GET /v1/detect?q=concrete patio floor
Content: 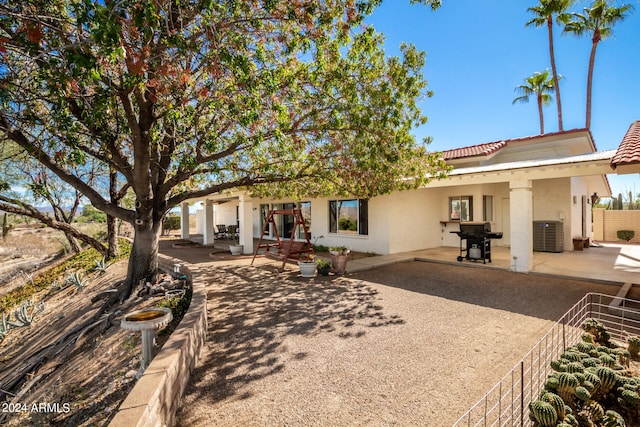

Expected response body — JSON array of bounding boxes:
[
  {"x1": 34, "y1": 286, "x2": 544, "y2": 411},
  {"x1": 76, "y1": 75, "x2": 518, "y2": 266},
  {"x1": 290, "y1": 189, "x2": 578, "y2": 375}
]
[{"x1": 346, "y1": 242, "x2": 640, "y2": 285}]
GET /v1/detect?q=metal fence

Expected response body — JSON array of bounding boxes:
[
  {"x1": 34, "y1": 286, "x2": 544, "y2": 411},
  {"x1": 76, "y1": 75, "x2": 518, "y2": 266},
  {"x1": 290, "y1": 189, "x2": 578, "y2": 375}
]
[{"x1": 452, "y1": 292, "x2": 640, "y2": 427}]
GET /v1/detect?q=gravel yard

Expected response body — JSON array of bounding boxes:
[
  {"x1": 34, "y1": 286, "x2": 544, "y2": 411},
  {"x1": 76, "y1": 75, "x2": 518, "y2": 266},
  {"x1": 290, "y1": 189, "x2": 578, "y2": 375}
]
[{"x1": 176, "y1": 260, "x2": 620, "y2": 426}]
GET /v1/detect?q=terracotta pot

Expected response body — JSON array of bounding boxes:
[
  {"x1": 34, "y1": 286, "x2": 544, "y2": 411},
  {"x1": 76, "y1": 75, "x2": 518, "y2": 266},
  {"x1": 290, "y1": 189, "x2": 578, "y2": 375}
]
[{"x1": 330, "y1": 254, "x2": 348, "y2": 275}]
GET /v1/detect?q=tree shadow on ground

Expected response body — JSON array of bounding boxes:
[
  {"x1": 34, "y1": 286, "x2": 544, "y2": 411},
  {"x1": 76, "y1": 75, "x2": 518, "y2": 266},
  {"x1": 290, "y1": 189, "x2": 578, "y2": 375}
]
[{"x1": 176, "y1": 263, "x2": 404, "y2": 416}]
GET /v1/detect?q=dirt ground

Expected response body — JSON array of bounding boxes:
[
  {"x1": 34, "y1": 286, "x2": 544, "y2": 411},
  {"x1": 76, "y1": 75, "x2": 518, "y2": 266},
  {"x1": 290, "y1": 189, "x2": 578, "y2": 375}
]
[
  {"x1": 0, "y1": 231, "x2": 187, "y2": 426},
  {"x1": 175, "y1": 260, "x2": 622, "y2": 426}
]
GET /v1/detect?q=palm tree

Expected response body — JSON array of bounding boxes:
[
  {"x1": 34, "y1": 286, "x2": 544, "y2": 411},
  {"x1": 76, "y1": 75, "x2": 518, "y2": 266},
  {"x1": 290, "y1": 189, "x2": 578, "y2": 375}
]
[
  {"x1": 526, "y1": 0, "x2": 574, "y2": 132},
  {"x1": 513, "y1": 70, "x2": 556, "y2": 134},
  {"x1": 564, "y1": 0, "x2": 633, "y2": 129}
]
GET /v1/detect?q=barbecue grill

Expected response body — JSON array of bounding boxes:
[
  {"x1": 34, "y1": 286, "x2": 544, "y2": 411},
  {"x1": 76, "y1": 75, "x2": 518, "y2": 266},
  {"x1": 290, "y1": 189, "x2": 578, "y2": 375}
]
[{"x1": 450, "y1": 222, "x2": 503, "y2": 264}]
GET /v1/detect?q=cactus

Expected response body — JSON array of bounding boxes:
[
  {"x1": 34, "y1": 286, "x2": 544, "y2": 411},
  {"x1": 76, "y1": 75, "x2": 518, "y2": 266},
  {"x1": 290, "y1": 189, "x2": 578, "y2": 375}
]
[
  {"x1": 540, "y1": 391, "x2": 566, "y2": 419},
  {"x1": 599, "y1": 353, "x2": 616, "y2": 368},
  {"x1": 618, "y1": 389, "x2": 640, "y2": 407},
  {"x1": 582, "y1": 357, "x2": 600, "y2": 368},
  {"x1": 627, "y1": 336, "x2": 640, "y2": 357},
  {"x1": 602, "y1": 410, "x2": 625, "y2": 427},
  {"x1": 584, "y1": 372, "x2": 601, "y2": 394},
  {"x1": 596, "y1": 367, "x2": 618, "y2": 394},
  {"x1": 575, "y1": 386, "x2": 591, "y2": 401},
  {"x1": 576, "y1": 342, "x2": 596, "y2": 354},
  {"x1": 551, "y1": 359, "x2": 567, "y2": 372},
  {"x1": 558, "y1": 373, "x2": 579, "y2": 403},
  {"x1": 617, "y1": 350, "x2": 631, "y2": 368},
  {"x1": 566, "y1": 362, "x2": 585, "y2": 373},
  {"x1": 581, "y1": 400, "x2": 605, "y2": 422},
  {"x1": 582, "y1": 333, "x2": 595, "y2": 344},
  {"x1": 529, "y1": 399, "x2": 558, "y2": 427},
  {"x1": 562, "y1": 351, "x2": 584, "y2": 362},
  {"x1": 545, "y1": 376, "x2": 559, "y2": 391}
]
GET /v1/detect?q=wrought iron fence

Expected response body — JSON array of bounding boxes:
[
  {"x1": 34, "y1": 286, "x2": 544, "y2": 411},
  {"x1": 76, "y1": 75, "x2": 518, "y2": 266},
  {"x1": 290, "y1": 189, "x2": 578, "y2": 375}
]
[{"x1": 453, "y1": 292, "x2": 640, "y2": 427}]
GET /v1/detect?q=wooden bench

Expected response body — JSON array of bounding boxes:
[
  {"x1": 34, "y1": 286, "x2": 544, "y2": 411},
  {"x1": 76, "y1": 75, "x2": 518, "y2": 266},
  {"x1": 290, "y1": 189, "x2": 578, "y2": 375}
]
[{"x1": 572, "y1": 237, "x2": 590, "y2": 251}]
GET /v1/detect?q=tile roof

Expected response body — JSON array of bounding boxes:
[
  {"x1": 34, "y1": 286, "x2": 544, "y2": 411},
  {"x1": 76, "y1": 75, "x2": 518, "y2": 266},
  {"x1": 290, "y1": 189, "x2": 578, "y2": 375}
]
[
  {"x1": 611, "y1": 121, "x2": 640, "y2": 169},
  {"x1": 440, "y1": 128, "x2": 593, "y2": 161},
  {"x1": 441, "y1": 141, "x2": 507, "y2": 160}
]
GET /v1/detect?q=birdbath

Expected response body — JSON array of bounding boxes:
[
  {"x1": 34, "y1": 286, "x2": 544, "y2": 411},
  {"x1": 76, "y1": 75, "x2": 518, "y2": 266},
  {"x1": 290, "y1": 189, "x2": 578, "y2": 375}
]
[{"x1": 121, "y1": 307, "x2": 173, "y2": 370}]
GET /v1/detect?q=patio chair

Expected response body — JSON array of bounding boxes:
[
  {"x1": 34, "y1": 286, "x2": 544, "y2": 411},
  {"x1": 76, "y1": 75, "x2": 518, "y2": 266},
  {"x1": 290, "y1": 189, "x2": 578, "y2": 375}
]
[{"x1": 215, "y1": 224, "x2": 228, "y2": 239}]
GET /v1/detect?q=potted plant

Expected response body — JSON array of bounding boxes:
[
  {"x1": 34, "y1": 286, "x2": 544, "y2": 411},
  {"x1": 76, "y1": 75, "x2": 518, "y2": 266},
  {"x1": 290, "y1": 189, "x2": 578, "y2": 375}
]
[
  {"x1": 229, "y1": 234, "x2": 243, "y2": 255},
  {"x1": 298, "y1": 252, "x2": 317, "y2": 278},
  {"x1": 316, "y1": 259, "x2": 331, "y2": 276},
  {"x1": 329, "y1": 246, "x2": 350, "y2": 275}
]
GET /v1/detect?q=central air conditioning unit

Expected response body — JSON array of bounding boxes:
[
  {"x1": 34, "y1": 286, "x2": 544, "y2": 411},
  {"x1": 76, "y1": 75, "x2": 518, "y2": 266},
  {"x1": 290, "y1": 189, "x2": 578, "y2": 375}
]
[{"x1": 533, "y1": 221, "x2": 563, "y2": 252}]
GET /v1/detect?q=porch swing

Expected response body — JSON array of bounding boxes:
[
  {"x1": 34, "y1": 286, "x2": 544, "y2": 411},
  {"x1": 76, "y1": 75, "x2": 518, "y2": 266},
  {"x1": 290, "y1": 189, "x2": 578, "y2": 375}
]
[{"x1": 251, "y1": 208, "x2": 314, "y2": 270}]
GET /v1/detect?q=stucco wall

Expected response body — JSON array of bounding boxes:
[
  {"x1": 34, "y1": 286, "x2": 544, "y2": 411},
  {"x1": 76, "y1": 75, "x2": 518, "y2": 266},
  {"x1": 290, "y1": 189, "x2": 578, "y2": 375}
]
[
  {"x1": 593, "y1": 208, "x2": 640, "y2": 243},
  {"x1": 533, "y1": 178, "x2": 571, "y2": 250}
]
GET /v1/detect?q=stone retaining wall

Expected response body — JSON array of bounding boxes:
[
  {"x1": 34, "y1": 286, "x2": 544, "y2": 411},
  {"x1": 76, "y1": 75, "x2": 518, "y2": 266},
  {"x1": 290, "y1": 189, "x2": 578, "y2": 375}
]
[{"x1": 108, "y1": 255, "x2": 207, "y2": 427}]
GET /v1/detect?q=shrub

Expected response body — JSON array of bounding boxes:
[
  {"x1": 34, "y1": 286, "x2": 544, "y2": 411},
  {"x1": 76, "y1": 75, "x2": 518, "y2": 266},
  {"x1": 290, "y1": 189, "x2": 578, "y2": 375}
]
[{"x1": 617, "y1": 230, "x2": 635, "y2": 242}]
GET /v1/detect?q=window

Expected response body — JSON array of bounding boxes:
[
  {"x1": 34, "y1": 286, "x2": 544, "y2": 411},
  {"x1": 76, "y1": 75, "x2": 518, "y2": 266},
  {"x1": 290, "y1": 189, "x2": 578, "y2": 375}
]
[
  {"x1": 329, "y1": 199, "x2": 368, "y2": 235},
  {"x1": 483, "y1": 196, "x2": 493, "y2": 222},
  {"x1": 298, "y1": 201, "x2": 311, "y2": 240},
  {"x1": 449, "y1": 196, "x2": 473, "y2": 221}
]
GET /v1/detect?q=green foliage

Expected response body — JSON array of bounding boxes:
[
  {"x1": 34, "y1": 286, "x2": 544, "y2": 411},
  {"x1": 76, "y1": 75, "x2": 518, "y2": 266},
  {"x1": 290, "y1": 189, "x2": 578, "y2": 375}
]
[
  {"x1": 76, "y1": 205, "x2": 107, "y2": 224},
  {"x1": 616, "y1": 230, "x2": 634, "y2": 242},
  {"x1": 155, "y1": 288, "x2": 192, "y2": 327},
  {"x1": 316, "y1": 259, "x2": 331, "y2": 276},
  {"x1": 163, "y1": 216, "x2": 181, "y2": 234},
  {"x1": 0, "y1": 238, "x2": 130, "y2": 312}
]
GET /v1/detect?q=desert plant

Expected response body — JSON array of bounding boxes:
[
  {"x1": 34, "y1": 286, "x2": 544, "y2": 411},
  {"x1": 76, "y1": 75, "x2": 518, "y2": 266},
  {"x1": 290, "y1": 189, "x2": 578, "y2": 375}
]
[
  {"x1": 64, "y1": 272, "x2": 87, "y2": 292},
  {"x1": 628, "y1": 336, "x2": 640, "y2": 357},
  {"x1": 92, "y1": 258, "x2": 110, "y2": 275},
  {"x1": 529, "y1": 399, "x2": 558, "y2": 426},
  {"x1": 617, "y1": 230, "x2": 634, "y2": 242}
]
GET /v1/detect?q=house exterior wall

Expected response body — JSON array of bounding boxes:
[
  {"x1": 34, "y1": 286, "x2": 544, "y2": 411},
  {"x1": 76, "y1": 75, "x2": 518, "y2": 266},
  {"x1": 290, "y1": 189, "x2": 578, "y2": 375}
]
[
  {"x1": 438, "y1": 183, "x2": 510, "y2": 247},
  {"x1": 533, "y1": 178, "x2": 572, "y2": 250}
]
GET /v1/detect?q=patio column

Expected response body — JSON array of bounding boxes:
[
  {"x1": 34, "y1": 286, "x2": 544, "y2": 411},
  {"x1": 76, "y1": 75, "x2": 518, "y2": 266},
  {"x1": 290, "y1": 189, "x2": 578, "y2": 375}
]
[
  {"x1": 180, "y1": 202, "x2": 190, "y2": 239},
  {"x1": 509, "y1": 180, "x2": 533, "y2": 273},
  {"x1": 203, "y1": 199, "x2": 215, "y2": 246},
  {"x1": 239, "y1": 195, "x2": 253, "y2": 254}
]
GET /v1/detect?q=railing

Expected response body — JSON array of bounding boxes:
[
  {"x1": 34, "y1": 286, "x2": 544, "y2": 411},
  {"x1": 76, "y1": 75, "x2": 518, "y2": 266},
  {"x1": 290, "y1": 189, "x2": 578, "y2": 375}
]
[{"x1": 453, "y1": 293, "x2": 640, "y2": 427}]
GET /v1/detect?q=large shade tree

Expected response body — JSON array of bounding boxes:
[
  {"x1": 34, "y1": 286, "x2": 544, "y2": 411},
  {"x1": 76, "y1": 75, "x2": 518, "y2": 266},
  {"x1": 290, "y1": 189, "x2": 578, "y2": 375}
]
[
  {"x1": 0, "y1": 0, "x2": 448, "y2": 301},
  {"x1": 563, "y1": 0, "x2": 632, "y2": 129},
  {"x1": 525, "y1": 0, "x2": 574, "y2": 132},
  {"x1": 513, "y1": 70, "x2": 556, "y2": 134}
]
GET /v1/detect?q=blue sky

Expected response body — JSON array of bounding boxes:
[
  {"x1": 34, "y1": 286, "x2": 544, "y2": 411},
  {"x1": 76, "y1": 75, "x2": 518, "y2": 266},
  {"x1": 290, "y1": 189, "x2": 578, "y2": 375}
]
[{"x1": 366, "y1": 0, "x2": 640, "y2": 199}]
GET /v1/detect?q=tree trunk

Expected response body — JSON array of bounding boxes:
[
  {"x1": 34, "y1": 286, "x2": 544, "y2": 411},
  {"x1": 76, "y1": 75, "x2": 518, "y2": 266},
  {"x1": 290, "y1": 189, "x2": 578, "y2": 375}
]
[
  {"x1": 547, "y1": 16, "x2": 562, "y2": 131},
  {"x1": 122, "y1": 218, "x2": 161, "y2": 299},
  {"x1": 65, "y1": 232, "x2": 82, "y2": 253},
  {"x1": 537, "y1": 93, "x2": 545, "y2": 134},
  {"x1": 107, "y1": 167, "x2": 119, "y2": 259},
  {"x1": 585, "y1": 34, "x2": 599, "y2": 129},
  {"x1": 107, "y1": 214, "x2": 118, "y2": 259}
]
